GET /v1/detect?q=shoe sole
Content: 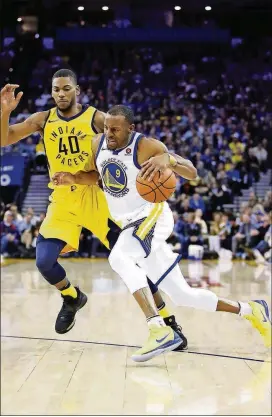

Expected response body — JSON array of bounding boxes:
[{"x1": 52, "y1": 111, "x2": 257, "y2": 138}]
[
  {"x1": 131, "y1": 338, "x2": 182, "y2": 362},
  {"x1": 55, "y1": 294, "x2": 88, "y2": 334},
  {"x1": 173, "y1": 343, "x2": 188, "y2": 352}
]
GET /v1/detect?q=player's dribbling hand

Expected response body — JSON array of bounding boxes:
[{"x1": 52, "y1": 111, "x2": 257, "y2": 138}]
[
  {"x1": 139, "y1": 154, "x2": 170, "y2": 181},
  {"x1": 1, "y1": 84, "x2": 23, "y2": 113},
  {"x1": 52, "y1": 172, "x2": 75, "y2": 185}
]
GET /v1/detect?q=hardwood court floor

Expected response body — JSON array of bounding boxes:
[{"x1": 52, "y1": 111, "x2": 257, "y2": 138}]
[{"x1": 1, "y1": 258, "x2": 271, "y2": 415}]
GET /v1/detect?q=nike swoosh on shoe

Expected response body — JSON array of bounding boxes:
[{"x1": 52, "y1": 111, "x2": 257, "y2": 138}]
[{"x1": 156, "y1": 333, "x2": 170, "y2": 343}]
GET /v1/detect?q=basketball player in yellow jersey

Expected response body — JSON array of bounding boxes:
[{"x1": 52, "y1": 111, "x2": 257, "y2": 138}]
[{"x1": 0, "y1": 72, "x2": 187, "y2": 350}]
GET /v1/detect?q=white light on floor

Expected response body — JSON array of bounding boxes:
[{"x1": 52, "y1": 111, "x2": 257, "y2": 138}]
[
  {"x1": 35, "y1": 33, "x2": 40, "y2": 39},
  {"x1": 174, "y1": 6, "x2": 181, "y2": 11},
  {"x1": 205, "y1": 5, "x2": 212, "y2": 11},
  {"x1": 17, "y1": 17, "x2": 22, "y2": 22},
  {"x1": 78, "y1": 6, "x2": 84, "y2": 11},
  {"x1": 102, "y1": 6, "x2": 109, "y2": 11},
  {"x1": 9, "y1": 68, "x2": 13, "y2": 72}
]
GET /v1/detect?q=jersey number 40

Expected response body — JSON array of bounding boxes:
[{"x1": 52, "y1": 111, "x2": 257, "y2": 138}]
[{"x1": 59, "y1": 136, "x2": 80, "y2": 155}]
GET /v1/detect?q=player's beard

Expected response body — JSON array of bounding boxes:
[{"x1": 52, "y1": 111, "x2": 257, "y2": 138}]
[{"x1": 57, "y1": 98, "x2": 75, "y2": 113}]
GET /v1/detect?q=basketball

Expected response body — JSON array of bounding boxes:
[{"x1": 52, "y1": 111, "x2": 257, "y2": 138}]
[{"x1": 136, "y1": 168, "x2": 177, "y2": 203}]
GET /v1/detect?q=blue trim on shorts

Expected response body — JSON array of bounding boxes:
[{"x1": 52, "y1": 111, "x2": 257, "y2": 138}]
[
  {"x1": 155, "y1": 254, "x2": 182, "y2": 286},
  {"x1": 132, "y1": 230, "x2": 150, "y2": 258},
  {"x1": 133, "y1": 134, "x2": 145, "y2": 169}
]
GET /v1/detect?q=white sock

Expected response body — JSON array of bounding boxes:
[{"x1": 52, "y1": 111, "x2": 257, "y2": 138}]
[
  {"x1": 147, "y1": 315, "x2": 166, "y2": 328},
  {"x1": 239, "y1": 302, "x2": 252, "y2": 316}
]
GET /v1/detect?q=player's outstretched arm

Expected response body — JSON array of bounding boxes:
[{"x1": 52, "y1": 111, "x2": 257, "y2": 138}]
[
  {"x1": 1, "y1": 84, "x2": 46, "y2": 147},
  {"x1": 138, "y1": 137, "x2": 197, "y2": 181}
]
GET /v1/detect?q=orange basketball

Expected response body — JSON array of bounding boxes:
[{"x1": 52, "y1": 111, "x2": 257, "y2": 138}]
[{"x1": 136, "y1": 168, "x2": 177, "y2": 203}]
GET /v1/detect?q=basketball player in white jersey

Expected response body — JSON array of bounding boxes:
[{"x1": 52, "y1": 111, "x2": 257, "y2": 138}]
[{"x1": 54, "y1": 105, "x2": 271, "y2": 362}]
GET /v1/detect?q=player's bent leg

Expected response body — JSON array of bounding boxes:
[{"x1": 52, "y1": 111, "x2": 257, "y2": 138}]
[
  {"x1": 108, "y1": 231, "x2": 182, "y2": 361},
  {"x1": 36, "y1": 234, "x2": 87, "y2": 334},
  {"x1": 141, "y1": 242, "x2": 271, "y2": 347}
]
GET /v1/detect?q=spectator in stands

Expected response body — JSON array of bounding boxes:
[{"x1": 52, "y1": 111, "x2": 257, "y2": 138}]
[
  {"x1": 244, "y1": 213, "x2": 271, "y2": 261},
  {"x1": 219, "y1": 213, "x2": 237, "y2": 252},
  {"x1": 251, "y1": 143, "x2": 268, "y2": 172},
  {"x1": 0, "y1": 211, "x2": 20, "y2": 257},
  {"x1": 247, "y1": 191, "x2": 258, "y2": 209},
  {"x1": 232, "y1": 213, "x2": 252, "y2": 256},
  {"x1": 226, "y1": 163, "x2": 242, "y2": 195},
  {"x1": 18, "y1": 213, "x2": 33, "y2": 234},
  {"x1": 263, "y1": 191, "x2": 272, "y2": 213},
  {"x1": 25, "y1": 207, "x2": 39, "y2": 225},
  {"x1": 35, "y1": 139, "x2": 47, "y2": 171},
  {"x1": 229, "y1": 133, "x2": 245, "y2": 155},
  {"x1": 189, "y1": 193, "x2": 205, "y2": 213},
  {"x1": 210, "y1": 212, "x2": 222, "y2": 235},
  {"x1": 182, "y1": 212, "x2": 203, "y2": 256},
  {"x1": 209, "y1": 179, "x2": 226, "y2": 211},
  {"x1": 18, "y1": 137, "x2": 36, "y2": 159},
  {"x1": 194, "y1": 209, "x2": 208, "y2": 237},
  {"x1": 245, "y1": 148, "x2": 260, "y2": 182},
  {"x1": 7, "y1": 204, "x2": 23, "y2": 226}
]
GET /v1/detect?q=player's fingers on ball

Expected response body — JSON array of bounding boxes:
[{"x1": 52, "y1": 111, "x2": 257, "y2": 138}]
[
  {"x1": 148, "y1": 167, "x2": 159, "y2": 182},
  {"x1": 140, "y1": 163, "x2": 151, "y2": 177},
  {"x1": 143, "y1": 166, "x2": 155, "y2": 181}
]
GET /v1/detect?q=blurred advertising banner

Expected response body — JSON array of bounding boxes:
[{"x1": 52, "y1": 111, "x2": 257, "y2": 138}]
[{"x1": 1, "y1": 154, "x2": 25, "y2": 187}]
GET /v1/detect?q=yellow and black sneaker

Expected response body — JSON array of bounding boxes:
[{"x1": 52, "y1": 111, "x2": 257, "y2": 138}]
[
  {"x1": 55, "y1": 287, "x2": 87, "y2": 334},
  {"x1": 164, "y1": 315, "x2": 188, "y2": 351}
]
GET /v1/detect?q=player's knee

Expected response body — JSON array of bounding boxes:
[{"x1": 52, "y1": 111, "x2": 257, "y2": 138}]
[
  {"x1": 108, "y1": 248, "x2": 123, "y2": 273},
  {"x1": 36, "y1": 250, "x2": 54, "y2": 275},
  {"x1": 36, "y1": 241, "x2": 59, "y2": 274}
]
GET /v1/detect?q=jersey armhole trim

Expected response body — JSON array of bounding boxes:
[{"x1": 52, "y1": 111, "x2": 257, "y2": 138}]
[
  {"x1": 41, "y1": 110, "x2": 51, "y2": 173},
  {"x1": 91, "y1": 109, "x2": 98, "y2": 134},
  {"x1": 95, "y1": 134, "x2": 105, "y2": 162},
  {"x1": 133, "y1": 134, "x2": 145, "y2": 169},
  {"x1": 42, "y1": 109, "x2": 51, "y2": 131}
]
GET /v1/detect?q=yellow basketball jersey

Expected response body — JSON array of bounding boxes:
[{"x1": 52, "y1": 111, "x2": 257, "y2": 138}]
[{"x1": 43, "y1": 105, "x2": 97, "y2": 189}]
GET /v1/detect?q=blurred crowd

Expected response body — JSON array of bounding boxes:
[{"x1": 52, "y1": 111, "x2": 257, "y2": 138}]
[
  {"x1": 1, "y1": 193, "x2": 271, "y2": 263},
  {"x1": 0, "y1": 203, "x2": 110, "y2": 260},
  {"x1": 1, "y1": 40, "x2": 271, "y2": 262}
]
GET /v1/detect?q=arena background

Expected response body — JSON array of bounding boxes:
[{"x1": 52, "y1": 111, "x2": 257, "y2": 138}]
[
  {"x1": 1, "y1": 0, "x2": 271, "y2": 261},
  {"x1": 1, "y1": 1, "x2": 272, "y2": 416}
]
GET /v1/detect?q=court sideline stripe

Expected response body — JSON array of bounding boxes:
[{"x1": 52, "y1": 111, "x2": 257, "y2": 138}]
[{"x1": 1, "y1": 335, "x2": 270, "y2": 363}]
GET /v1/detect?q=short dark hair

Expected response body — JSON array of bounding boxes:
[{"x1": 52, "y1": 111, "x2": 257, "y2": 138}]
[
  {"x1": 107, "y1": 105, "x2": 134, "y2": 124},
  {"x1": 52, "y1": 69, "x2": 77, "y2": 85}
]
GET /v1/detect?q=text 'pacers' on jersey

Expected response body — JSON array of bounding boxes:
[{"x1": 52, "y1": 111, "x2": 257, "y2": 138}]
[{"x1": 43, "y1": 105, "x2": 97, "y2": 190}]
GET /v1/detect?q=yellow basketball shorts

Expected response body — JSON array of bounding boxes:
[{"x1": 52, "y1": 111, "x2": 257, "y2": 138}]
[{"x1": 39, "y1": 185, "x2": 120, "y2": 253}]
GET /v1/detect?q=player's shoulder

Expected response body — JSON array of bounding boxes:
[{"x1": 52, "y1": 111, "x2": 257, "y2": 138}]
[{"x1": 137, "y1": 136, "x2": 164, "y2": 150}]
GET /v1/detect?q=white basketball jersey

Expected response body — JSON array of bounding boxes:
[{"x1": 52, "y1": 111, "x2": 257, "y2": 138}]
[{"x1": 96, "y1": 131, "x2": 157, "y2": 225}]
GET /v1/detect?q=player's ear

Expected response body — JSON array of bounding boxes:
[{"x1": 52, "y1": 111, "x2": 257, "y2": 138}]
[
  {"x1": 129, "y1": 124, "x2": 135, "y2": 133},
  {"x1": 76, "y1": 85, "x2": 80, "y2": 96}
]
